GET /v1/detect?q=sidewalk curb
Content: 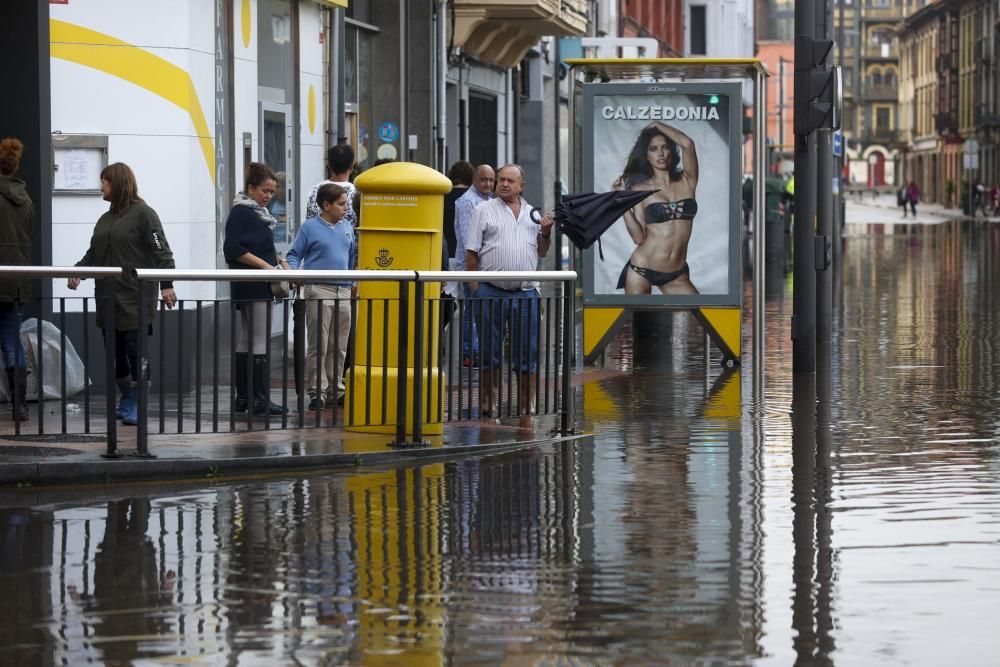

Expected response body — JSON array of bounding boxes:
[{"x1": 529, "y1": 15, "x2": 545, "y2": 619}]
[{"x1": 4, "y1": 433, "x2": 590, "y2": 488}]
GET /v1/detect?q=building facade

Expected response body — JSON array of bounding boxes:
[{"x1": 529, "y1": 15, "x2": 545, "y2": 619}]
[
  {"x1": 897, "y1": 0, "x2": 1000, "y2": 206},
  {"x1": 619, "y1": 0, "x2": 684, "y2": 55},
  {"x1": 43, "y1": 0, "x2": 587, "y2": 309}
]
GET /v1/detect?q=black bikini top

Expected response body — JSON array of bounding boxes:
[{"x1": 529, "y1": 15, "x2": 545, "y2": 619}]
[{"x1": 646, "y1": 198, "x2": 698, "y2": 223}]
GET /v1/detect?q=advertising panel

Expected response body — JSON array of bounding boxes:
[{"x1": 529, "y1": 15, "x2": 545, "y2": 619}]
[{"x1": 582, "y1": 82, "x2": 742, "y2": 307}]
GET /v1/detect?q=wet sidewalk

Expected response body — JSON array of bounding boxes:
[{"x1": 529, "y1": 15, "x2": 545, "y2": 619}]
[
  {"x1": 845, "y1": 195, "x2": 1000, "y2": 224},
  {"x1": 0, "y1": 381, "x2": 593, "y2": 485}
]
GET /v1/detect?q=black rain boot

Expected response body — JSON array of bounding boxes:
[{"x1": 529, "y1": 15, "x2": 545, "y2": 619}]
[
  {"x1": 234, "y1": 352, "x2": 249, "y2": 413},
  {"x1": 5, "y1": 367, "x2": 28, "y2": 422},
  {"x1": 252, "y1": 355, "x2": 286, "y2": 416}
]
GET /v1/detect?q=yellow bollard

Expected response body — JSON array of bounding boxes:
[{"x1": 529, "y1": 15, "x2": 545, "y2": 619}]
[{"x1": 346, "y1": 162, "x2": 451, "y2": 435}]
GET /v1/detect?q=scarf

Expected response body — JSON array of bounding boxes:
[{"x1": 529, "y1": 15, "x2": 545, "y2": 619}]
[{"x1": 233, "y1": 192, "x2": 277, "y2": 230}]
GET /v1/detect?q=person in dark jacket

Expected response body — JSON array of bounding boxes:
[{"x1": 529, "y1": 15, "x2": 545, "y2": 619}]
[
  {"x1": 443, "y1": 160, "x2": 473, "y2": 259},
  {"x1": 69, "y1": 163, "x2": 177, "y2": 425},
  {"x1": 223, "y1": 162, "x2": 288, "y2": 416},
  {"x1": 0, "y1": 138, "x2": 34, "y2": 421}
]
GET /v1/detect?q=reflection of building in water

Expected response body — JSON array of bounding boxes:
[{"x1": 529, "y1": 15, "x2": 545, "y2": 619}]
[
  {"x1": 0, "y1": 507, "x2": 54, "y2": 666},
  {"x1": 441, "y1": 449, "x2": 582, "y2": 661}
]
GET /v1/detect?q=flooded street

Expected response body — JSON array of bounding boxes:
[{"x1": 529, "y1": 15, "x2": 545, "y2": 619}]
[{"x1": 2, "y1": 218, "x2": 1000, "y2": 665}]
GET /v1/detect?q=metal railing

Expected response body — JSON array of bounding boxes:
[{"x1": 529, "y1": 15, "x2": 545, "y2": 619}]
[{"x1": 0, "y1": 266, "x2": 576, "y2": 458}]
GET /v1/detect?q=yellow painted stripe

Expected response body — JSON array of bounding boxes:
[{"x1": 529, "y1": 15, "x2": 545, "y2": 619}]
[
  {"x1": 702, "y1": 369, "x2": 741, "y2": 422},
  {"x1": 313, "y1": 0, "x2": 349, "y2": 7},
  {"x1": 694, "y1": 307, "x2": 742, "y2": 360},
  {"x1": 584, "y1": 307, "x2": 626, "y2": 360},
  {"x1": 565, "y1": 57, "x2": 770, "y2": 78},
  {"x1": 50, "y1": 19, "x2": 215, "y2": 185}
]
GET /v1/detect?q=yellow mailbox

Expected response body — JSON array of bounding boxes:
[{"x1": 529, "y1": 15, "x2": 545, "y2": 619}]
[{"x1": 346, "y1": 162, "x2": 451, "y2": 436}]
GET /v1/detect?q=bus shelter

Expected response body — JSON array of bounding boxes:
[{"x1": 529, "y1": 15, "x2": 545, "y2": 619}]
[{"x1": 564, "y1": 58, "x2": 768, "y2": 397}]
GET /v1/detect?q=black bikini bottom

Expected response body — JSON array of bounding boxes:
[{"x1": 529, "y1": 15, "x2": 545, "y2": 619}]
[{"x1": 617, "y1": 262, "x2": 689, "y2": 289}]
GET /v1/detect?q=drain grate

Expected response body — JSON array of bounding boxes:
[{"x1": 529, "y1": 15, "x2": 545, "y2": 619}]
[
  {"x1": 0, "y1": 444, "x2": 84, "y2": 457},
  {"x1": 1, "y1": 434, "x2": 106, "y2": 444}
]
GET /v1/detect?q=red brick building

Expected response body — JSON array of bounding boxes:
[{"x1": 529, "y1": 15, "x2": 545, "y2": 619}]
[{"x1": 619, "y1": 0, "x2": 684, "y2": 56}]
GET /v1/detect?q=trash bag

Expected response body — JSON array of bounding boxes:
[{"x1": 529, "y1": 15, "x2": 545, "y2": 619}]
[{"x1": 0, "y1": 318, "x2": 90, "y2": 402}]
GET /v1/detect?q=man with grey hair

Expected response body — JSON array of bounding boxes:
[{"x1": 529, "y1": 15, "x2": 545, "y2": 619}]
[
  {"x1": 453, "y1": 164, "x2": 495, "y2": 365},
  {"x1": 465, "y1": 163, "x2": 553, "y2": 416}
]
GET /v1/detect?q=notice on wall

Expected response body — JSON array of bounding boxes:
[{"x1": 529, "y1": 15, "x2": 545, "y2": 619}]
[{"x1": 53, "y1": 147, "x2": 104, "y2": 192}]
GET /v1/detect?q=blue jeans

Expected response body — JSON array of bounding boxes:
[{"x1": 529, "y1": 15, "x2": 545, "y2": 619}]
[
  {"x1": 0, "y1": 303, "x2": 25, "y2": 368},
  {"x1": 461, "y1": 283, "x2": 479, "y2": 357},
  {"x1": 473, "y1": 284, "x2": 539, "y2": 373}
]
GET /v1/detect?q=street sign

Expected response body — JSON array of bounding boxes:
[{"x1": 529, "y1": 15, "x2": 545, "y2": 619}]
[
  {"x1": 833, "y1": 131, "x2": 843, "y2": 157},
  {"x1": 964, "y1": 153, "x2": 979, "y2": 170},
  {"x1": 964, "y1": 138, "x2": 979, "y2": 155}
]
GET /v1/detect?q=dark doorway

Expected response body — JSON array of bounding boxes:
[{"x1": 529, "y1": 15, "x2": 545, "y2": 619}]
[{"x1": 468, "y1": 92, "x2": 498, "y2": 168}]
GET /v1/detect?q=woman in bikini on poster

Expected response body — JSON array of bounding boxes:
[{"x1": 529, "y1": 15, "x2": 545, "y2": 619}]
[{"x1": 613, "y1": 121, "x2": 699, "y2": 295}]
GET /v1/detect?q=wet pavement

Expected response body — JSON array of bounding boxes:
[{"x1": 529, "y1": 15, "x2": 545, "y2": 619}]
[{"x1": 2, "y1": 216, "x2": 1000, "y2": 664}]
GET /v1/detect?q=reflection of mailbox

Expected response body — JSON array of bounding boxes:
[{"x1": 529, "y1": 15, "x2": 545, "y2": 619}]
[{"x1": 346, "y1": 162, "x2": 451, "y2": 435}]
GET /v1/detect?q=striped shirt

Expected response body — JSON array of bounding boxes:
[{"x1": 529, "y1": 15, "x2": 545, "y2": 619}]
[
  {"x1": 466, "y1": 196, "x2": 541, "y2": 291},
  {"x1": 453, "y1": 186, "x2": 493, "y2": 269}
]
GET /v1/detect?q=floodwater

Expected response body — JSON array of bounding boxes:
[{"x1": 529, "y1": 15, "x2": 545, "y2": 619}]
[{"x1": 2, "y1": 220, "x2": 1000, "y2": 665}]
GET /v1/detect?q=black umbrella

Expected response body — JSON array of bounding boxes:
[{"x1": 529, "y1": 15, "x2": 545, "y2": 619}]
[{"x1": 553, "y1": 189, "x2": 657, "y2": 259}]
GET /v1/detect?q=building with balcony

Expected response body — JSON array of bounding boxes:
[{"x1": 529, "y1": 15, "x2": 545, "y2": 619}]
[
  {"x1": 618, "y1": 0, "x2": 684, "y2": 56},
  {"x1": 897, "y1": 1, "x2": 943, "y2": 203}
]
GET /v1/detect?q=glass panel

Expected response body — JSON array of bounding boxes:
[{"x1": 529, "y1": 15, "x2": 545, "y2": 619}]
[
  {"x1": 258, "y1": 0, "x2": 294, "y2": 104},
  {"x1": 345, "y1": 27, "x2": 358, "y2": 105},
  {"x1": 263, "y1": 109, "x2": 290, "y2": 247},
  {"x1": 357, "y1": 30, "x2": 374, "y2": 170}
]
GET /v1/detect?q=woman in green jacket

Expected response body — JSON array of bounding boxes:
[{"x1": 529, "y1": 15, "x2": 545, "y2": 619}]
[
  {"x1": 68, "y1": 163, "x2": 177, "y2": 425},
  {"x1": 0, "y1": 138, "x2": 34, "y2": 421}
]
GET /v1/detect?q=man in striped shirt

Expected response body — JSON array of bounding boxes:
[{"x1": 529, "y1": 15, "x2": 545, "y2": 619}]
[{"x1": 465, "y1": 164, "x2": 554, "y2": 416}]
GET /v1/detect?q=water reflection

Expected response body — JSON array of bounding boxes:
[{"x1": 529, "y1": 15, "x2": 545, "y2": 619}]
[
  {"x1": 2, "y1": 220, "x2": 1000, "y2": 664},
  {"x1": 0, "y1": 373, "x2": 758, "y2": 665}
]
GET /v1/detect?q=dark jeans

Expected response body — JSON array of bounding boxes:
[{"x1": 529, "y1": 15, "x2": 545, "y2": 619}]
[
  {"x1": 103, "y1": 329, "x2": 140, "y2": 382},
  {"x1": 461, "y1": 283, "x2": 480, "y2": 357},
  {"x1": 0, "y1": 302, "x2": 25, "y2": 368}
]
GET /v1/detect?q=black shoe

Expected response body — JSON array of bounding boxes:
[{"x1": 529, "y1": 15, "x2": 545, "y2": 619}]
[
  {"x1": 5, "y1": 368, "x2": 28, "y2": 422},
  {"x1": 308, "y1": 397, "x2": 325, "y2": 410},
  {"x1": 253, "y1": 400, "x2": 287, "y2": 416}
]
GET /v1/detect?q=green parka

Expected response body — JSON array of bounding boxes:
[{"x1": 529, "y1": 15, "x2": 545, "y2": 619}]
[
  {"x1": 76, "y1": 201, "x2": 175, "y2": 331},
  {"x1": 0, "y1": 176, "x2": 34, "y2": 302}
]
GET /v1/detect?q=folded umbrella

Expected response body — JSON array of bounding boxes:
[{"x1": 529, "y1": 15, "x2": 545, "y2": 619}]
[{"x1": 554, "y1": 189, "x2": 657, "y2": 259}]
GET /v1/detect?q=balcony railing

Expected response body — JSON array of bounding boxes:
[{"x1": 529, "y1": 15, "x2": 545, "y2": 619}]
[
  {"x1": 454, "y1": 0, "x2": 587, "y2": 67},
  {"x1": 863, "y1": 84, "x2": 899, "y2": 101},
  {"x1": 862, "y1": 7, "x2": 905, "y2": 21},
  {"x1": 862, "y1": 128, "x2": 899, "y2": 145},
  {"x1": 862, "y1": 44, "x2": 896, "y2": 59}
]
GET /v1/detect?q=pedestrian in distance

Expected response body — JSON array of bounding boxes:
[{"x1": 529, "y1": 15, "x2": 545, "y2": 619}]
[
  {"x1": 68, "y1": 162, "x2": 177, "y2": 425},
  {"x1": 906, "y1": 181, "x2": 920, "y2": 218},
  {"x1": 897, "y1": 184, "x2": 909, "y2": 218},
  {"x1": 286, "y1": 183, "x2": 355, "y2": 410},
  {"x1": 975, "y1": 182, "x2": 988, "y2": 217},
  {"x1": 455, "y1": 164, "x2": 496, "y2": 367},
  {"x1": 0, "y1": 138, "x2": 34, "y2": 421},
  {"x1": 223, "y1": 162, "x2": 288, "y2": 416},
  {"x1": 465, "y1": 164, "x2": 553, "y2": 417}
]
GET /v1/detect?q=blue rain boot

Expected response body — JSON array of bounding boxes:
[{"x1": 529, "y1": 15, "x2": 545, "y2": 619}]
[
  {"x1": 115, "y1": 377, "x2": 132, "y2": 420},
  {"x1": 121, "y1": 382, "x2": 139, "y2": 425}
]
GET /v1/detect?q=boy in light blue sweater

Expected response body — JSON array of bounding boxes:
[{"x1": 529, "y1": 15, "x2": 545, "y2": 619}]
[{"x1": 287, "y1": 183, "x2": 355, "y2": 408}]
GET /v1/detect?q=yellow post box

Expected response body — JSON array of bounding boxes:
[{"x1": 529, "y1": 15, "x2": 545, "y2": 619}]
[{"x1": 346, "y1": 162, "x2": 452, "y2": 436}]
